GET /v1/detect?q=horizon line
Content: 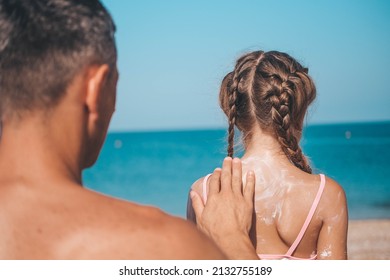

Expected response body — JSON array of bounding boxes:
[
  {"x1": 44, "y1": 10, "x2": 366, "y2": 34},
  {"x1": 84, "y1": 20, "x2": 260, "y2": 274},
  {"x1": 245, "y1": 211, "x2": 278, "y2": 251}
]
[{"x1": 108, "y1": 119, "x2": 390, "y2": 134}]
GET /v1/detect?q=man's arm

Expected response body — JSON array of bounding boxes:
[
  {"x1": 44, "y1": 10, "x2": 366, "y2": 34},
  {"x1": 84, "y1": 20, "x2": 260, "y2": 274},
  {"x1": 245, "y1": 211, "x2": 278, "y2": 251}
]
[{"x1": 190, "y1": 157, "x2": 259, "y2": 260}]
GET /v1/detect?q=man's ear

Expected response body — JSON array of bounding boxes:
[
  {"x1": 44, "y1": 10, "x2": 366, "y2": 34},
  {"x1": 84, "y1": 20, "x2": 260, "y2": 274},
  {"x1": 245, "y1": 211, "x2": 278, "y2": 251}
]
[{"x1": 84, "y1": 64, "x2": 110, "y2": 118}]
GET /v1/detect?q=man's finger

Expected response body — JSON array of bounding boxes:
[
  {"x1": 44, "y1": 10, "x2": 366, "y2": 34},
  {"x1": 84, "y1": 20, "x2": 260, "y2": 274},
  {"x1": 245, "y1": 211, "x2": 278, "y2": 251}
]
[
  {"x1": 208, "y1": 168, "x2": 221, "y2": 196},
  {"x1": 244, "y1": 170, "x2": 255, "y2": 202},
  {"x1": 190, "y1": 190, "x2": 204, "y2": 222},
  {"x1": 221, "y1": 157, "x2": 232, "y2": 192},
  {"x1": 232, "y1": 157, "x2": 243, "y2": 195}
]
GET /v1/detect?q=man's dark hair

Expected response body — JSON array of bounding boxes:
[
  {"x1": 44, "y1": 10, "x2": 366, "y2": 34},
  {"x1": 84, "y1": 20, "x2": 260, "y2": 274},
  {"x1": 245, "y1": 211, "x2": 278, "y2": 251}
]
[{"x1": 0, "y1": 0, "x2": 116, "y2": 120}]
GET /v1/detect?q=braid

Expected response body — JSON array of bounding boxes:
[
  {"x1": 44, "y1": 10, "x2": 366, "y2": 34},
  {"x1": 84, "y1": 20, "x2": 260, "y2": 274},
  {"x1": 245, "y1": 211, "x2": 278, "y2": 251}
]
[
  {"x1": 225, "y1": 51, "x2": 265, "y2": 157},
  {"x1": 227, "y1": 74, "x2": 239, "y2": 157},
  {"x1": 271, "y1": 79, "x2": 312, "y2": 173}
]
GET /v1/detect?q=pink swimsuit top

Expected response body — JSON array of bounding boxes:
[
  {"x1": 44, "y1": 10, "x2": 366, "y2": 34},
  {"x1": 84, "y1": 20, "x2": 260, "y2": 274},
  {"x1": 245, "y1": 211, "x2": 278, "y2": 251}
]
[{"x1": 202, "y1": 173, "x2": 326, "y2": 260}]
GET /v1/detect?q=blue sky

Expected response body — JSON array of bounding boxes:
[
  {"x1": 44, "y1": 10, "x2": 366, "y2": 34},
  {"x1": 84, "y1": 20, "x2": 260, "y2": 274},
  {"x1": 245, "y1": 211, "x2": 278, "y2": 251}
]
[{"x1": 102, "y1": 0, "x2": 390, "y2": 132}]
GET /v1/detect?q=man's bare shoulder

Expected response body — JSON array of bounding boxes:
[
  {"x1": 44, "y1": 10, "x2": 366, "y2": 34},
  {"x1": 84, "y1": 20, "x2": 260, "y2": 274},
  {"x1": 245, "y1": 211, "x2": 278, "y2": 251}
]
[
  {"x1": 62, "y1": 188, "x2": 225, "y2": 259},
  {"x1": 0, "y1": 183, "x2": 224, "y2": 259}
]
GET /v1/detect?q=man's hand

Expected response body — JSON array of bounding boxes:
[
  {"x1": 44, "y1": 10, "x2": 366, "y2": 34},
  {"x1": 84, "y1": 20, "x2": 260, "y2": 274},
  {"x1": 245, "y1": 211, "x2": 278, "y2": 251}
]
[{"x1": 190, "y1": 157, "x2": 258, "y2": 259}]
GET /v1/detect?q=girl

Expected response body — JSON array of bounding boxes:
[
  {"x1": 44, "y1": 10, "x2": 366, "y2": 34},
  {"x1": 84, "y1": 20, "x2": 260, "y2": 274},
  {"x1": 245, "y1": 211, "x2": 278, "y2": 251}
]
[{"x1": 187, "y1": 50, "x2": 348, "y2": 259}]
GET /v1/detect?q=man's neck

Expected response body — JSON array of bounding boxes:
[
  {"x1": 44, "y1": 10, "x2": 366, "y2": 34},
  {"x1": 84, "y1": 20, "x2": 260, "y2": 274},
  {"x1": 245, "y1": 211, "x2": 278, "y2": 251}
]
[{"x1": 0, "y1": 114, "x2": 84, "y2": 187}]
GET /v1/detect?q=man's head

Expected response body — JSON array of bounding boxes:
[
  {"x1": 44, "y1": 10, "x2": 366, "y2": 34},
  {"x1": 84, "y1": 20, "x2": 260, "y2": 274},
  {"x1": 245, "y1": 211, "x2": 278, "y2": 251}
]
[
  {"x1": 0, "y1": 0, "x2": 116, "y2": 120},
  {"x1": 0, "y1": 0, "x2": 117, "y2": 167}
]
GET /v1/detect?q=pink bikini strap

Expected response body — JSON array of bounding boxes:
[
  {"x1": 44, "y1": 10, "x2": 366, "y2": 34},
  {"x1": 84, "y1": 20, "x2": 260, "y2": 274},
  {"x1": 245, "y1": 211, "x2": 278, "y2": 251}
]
[
  {"x1": 202, "y1": 174, "x2": 212, "y2": 204},
  {"x1": 286, "y1": 174, "x2": 326, "y2": 256}
]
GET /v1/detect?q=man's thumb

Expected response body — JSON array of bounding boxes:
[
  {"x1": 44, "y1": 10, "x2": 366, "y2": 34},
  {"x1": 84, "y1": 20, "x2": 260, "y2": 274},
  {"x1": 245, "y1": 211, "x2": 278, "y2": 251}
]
[{"x1": 190, "y1": 190, "x2": 204, "y2": 222}]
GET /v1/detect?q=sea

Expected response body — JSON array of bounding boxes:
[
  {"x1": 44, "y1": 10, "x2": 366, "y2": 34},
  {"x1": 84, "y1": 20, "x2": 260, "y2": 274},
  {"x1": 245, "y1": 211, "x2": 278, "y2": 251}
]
[{"x1": 82, "y1": 121, "x2": 390, "y2": 220}]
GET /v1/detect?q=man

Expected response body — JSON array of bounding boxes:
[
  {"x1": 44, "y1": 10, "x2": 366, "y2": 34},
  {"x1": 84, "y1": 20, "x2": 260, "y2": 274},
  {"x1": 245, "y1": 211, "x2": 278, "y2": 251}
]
[{"x1": 0, "y1": 0, "x2": 257, "y2": 259}]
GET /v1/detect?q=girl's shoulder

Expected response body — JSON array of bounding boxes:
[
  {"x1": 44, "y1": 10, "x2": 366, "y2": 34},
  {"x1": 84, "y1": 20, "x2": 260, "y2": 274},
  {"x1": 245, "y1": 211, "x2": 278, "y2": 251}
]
[
  {"x1": 317, "y1": 174, "x2": 347, "y2": 219},
  {"x1": 187, "y1": 175, "x2": 210, "y2": 222},
  {"x1": 321, "y1": 174, "x2": 346, "y2": 201},
  {"x1": 301, "y1": 172, "x2": 345, "y2": 197},
  {"x1": 190, "y1": 174, "x2": 211, "y2": 200}
]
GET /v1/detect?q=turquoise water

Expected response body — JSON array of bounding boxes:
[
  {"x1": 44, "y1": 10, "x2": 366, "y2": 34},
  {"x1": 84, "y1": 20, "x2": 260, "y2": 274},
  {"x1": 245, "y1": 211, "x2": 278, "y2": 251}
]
[{"x1": 83, "y1": 121, "x2": 390, "y2": 220}]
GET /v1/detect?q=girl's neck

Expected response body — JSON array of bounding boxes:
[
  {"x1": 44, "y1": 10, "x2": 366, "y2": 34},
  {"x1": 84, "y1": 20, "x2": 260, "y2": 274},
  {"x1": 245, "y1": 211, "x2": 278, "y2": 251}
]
[
  {"x1": 241, "y1": 128, "x2": 292, "y2": 169},
  {"x1": 240, "y1": 128, "x2": 300, "y2": 191}
]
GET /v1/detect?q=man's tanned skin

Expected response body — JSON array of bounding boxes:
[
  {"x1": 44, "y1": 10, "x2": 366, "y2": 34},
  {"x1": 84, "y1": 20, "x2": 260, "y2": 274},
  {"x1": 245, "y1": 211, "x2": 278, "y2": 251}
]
[{"x1": 0, "y1": 0, "x2": 257, "y2": 259}]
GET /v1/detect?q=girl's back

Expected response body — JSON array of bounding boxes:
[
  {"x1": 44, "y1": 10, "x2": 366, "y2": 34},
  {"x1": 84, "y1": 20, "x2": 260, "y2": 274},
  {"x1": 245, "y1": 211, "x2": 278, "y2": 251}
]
[
  {"x1": 189, "y1": 157, "x2": 347, "y2": 259},
  {"x1": 241, "y1": 158, "x2": 347, "y2": 259}
]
